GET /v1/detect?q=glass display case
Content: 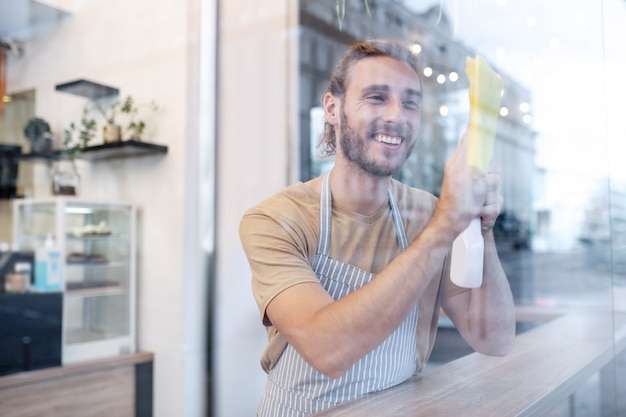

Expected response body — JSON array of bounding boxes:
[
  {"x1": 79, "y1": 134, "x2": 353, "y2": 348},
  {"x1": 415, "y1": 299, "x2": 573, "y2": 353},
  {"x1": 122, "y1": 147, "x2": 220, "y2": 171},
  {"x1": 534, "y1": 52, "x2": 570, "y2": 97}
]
[{"x1": 12, "y1": 198, "x2": 136, "y2": 364}]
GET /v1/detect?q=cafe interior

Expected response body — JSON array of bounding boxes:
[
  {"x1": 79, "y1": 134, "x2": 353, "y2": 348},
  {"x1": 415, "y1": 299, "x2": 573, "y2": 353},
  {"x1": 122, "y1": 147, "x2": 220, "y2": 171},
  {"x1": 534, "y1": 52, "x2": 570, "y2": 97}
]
[{"x1": 1, "y1": 1, "x2": 625, "y2": 416}]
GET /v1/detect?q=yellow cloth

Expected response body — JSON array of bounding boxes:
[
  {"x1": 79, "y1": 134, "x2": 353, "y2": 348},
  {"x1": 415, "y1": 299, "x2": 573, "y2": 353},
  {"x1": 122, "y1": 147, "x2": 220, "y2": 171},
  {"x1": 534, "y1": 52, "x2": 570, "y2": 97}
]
[{"x1": 466, "y1": 55, "x2": 503, "y2": 176}]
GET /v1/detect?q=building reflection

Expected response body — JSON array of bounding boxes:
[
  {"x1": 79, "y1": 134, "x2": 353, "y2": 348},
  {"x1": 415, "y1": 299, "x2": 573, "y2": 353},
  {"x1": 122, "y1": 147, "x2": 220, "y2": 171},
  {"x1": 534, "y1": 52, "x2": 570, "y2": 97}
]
[{"x1": 299, "y1": 0, "x2": 535, "y2": 249}]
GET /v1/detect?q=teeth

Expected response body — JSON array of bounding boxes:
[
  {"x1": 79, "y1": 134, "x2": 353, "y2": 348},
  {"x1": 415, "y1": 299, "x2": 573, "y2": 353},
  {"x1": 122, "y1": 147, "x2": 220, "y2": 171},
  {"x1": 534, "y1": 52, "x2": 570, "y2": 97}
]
[{"x1": 374, "y1": 134, "x2": 402, "y2": 145}]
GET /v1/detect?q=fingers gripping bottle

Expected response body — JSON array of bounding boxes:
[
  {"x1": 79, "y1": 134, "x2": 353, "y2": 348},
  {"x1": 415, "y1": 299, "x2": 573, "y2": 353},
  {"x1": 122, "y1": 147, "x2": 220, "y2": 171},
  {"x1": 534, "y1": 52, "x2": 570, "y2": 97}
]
[{"x1": 450, "y1": 56, "x2": 503, "y2": 288}]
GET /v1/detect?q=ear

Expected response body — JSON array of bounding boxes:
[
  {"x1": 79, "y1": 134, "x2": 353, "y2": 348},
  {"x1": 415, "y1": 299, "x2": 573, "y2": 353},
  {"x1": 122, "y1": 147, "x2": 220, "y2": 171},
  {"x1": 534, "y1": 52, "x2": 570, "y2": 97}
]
[{"x1": 323, "y1": 92, "x2": 339, "y2": 125}]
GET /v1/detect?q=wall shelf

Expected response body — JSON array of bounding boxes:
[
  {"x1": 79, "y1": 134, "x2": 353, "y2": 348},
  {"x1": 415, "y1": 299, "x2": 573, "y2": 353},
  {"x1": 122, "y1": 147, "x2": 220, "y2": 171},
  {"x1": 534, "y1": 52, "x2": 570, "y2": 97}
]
[
  {"x1": 55, "y1": 79, "x2": 119, "y2": 100},
  {"x1": 81, "y1": 140, "x2": 167, "y2": 160},
  {"x1": 16, "y1": 140, "x2": 168, "y2": 162}
]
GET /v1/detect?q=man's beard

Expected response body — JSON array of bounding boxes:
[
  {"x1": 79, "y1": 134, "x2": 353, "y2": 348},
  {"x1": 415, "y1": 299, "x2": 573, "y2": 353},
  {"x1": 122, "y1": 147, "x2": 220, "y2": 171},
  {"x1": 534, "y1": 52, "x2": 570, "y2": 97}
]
[{"x1": 338, "y1": 107, "x2": 414, "y2": 177}]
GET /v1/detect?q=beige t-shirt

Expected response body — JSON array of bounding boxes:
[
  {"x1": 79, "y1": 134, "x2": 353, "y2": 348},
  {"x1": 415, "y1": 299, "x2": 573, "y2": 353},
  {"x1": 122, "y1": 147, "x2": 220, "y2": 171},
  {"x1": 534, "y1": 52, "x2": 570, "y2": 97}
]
[{"x1": 239, "y1": 179, "x2": 467, "y2": 373}]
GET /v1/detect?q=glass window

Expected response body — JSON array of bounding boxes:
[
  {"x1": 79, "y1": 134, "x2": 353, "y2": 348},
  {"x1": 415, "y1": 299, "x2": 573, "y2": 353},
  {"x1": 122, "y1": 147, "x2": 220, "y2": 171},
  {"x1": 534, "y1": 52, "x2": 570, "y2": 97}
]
[
  {"x1": 2, "y1": 0, "x2": 624, "y2": 416},
  {"x1": 295, "y1": 0, "x2": 625, "y2": 414}
]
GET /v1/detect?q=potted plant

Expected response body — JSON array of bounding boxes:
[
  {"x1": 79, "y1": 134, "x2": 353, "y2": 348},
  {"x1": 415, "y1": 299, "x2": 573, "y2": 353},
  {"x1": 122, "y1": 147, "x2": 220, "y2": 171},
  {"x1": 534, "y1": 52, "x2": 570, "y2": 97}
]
[
  {"x1": 23, "y1": 117, "x2": 53, "y2": 153},
  {"x1": 93, "y1": 95, "x2": 158, "y2": 142},
  {"x1": 94, "y1": 96, "x2": 131, "y2": 143},
  {"x1": 63, "y1": 105, "x2": 97, "y2": 159},
  {"x1": 54, "y1": 106, "x2": 97, "y2": 196},
  {"x1": 124, "y1": 97, "x2": 159, "y2": 140}
]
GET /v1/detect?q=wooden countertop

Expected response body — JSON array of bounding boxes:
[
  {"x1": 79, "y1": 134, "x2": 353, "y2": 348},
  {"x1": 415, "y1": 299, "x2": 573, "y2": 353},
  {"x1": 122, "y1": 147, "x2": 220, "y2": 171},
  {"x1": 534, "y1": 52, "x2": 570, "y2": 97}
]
[
  {"x1": 312, "y1": 312, "x2": 626, "y2": 417},
  {"x1": 0, "y1": 351, "x2": 154, "y2": 390}
]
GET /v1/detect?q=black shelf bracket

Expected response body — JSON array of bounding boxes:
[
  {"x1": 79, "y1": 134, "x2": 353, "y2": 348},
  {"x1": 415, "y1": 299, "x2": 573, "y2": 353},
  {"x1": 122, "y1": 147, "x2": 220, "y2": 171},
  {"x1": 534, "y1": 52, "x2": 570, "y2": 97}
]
[
  {"x1": 80, "y1": 140, "x2": 168, "y2": 161},
  {"x1": 55, "y1": 79, "x2": 119, "y2": 100}
]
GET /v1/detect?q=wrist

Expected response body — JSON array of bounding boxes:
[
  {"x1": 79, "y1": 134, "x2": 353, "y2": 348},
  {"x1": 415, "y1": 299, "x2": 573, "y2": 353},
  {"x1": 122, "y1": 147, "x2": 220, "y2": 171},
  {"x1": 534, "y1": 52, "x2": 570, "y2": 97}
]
[
  {"x1": 422, "y1": 216, "x2": 459, "y2": 248},
  {"x1": 481, "y1": 227, "x2": 496, "y2": 243}
]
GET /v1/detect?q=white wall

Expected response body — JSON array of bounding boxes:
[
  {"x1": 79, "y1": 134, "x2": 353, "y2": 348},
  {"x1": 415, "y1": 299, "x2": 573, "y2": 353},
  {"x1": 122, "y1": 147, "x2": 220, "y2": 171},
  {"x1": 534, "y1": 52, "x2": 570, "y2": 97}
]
[
  {"x1": 214, "y1": 0, "x2": 298, "y2": 415},
  {"x1": 5, "y1": 1, "x2": 201, "y2": 415},
  {"x1": 6, "y1": 0, "x2": 297, "y2": 415}
]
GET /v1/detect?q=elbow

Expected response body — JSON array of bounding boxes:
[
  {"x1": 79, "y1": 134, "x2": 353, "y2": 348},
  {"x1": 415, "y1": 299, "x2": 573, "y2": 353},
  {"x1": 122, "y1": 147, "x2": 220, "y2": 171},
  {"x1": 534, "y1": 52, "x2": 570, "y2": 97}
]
[
  {"x1": 471, "y1": 312, "x2": 517, "y2": 357},
  {"x1": 308, "y1": 356, "x2": 352, "y2": 379},
  {"x1": 500, "y1": 333, "x2": 516, "y2": 356},
  {"x1": 474, "y1": 330, "x2": 516, "y2": 357},
  {"x1": 318, "y1": 364, "x2": 350, "y2": 379},
  {"x1": 478, "y1": 341, "x2": 514, "y2": 357},
  {"x1": 299, "y1": 346, "x2": 353, "y2": 379},
  {"x1": 280, "y1": 326, "x2": 355, "y2": 378}
]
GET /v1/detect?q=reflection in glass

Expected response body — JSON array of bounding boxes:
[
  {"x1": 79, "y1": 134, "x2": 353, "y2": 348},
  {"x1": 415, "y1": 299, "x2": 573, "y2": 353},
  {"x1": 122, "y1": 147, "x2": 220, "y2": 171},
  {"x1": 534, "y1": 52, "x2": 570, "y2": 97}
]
[{"x1": 297, "y1": 0, "x2": 625, "y2": 414}]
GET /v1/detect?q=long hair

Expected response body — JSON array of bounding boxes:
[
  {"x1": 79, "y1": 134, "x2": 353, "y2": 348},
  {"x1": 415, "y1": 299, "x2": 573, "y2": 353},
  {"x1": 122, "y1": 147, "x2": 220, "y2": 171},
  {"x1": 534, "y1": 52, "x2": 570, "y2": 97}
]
[{"x1": 317, "y1": 39, "x2": 420, "y2": 157}]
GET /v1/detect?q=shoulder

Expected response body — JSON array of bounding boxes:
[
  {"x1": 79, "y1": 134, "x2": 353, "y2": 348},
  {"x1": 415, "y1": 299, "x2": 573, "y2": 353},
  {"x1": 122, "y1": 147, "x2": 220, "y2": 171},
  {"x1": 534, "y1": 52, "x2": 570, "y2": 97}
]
[
  {"x1": 240, "y1": 182, "x2": 320, "y2": 254},
  {"x1": 241, "y1": 182, "x2": 318, "y2": 225}
]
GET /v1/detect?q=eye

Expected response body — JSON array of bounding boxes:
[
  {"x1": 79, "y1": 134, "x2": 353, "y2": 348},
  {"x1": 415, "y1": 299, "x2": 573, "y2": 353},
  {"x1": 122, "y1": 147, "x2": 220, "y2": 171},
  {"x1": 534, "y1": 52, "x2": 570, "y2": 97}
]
[
  {"x1": 403, "y1": 99, "x2": 421, "y2": 110},
  {"x1": 367, "y1": 94, "x2": 385, "y2": 102}
]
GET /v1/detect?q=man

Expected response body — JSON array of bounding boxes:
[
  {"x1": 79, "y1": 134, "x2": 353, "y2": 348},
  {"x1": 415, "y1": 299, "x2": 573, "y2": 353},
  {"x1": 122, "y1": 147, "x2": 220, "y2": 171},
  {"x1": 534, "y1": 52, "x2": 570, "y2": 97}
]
[{"x1": 240, "y1": 39, "x2": 516, "y2": 417}]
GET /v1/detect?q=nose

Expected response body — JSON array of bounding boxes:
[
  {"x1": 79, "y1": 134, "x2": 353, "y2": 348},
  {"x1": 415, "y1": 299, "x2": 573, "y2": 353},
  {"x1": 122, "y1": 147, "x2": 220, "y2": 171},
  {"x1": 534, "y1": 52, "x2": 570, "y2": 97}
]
[{"x1": 383, "y1": 97, "x2": 407, "y2": 124}]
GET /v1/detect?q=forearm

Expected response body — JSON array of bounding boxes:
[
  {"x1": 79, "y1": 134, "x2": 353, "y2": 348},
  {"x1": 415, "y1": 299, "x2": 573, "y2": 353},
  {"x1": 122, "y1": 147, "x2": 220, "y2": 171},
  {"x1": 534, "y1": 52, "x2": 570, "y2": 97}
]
[
  {"x1": 464, "y1": 231, "x2": 516, "y2": 355},
  {"x1": 276, "y1": 223, "x2": 452, "y2": 377}
]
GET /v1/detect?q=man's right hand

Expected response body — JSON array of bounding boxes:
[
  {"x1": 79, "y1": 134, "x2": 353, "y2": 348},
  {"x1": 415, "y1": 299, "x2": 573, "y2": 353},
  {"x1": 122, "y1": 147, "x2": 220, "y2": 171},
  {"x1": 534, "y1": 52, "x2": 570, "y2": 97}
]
[{"x1": 431, "y1": 127, "x2": 488, "y2": 241}]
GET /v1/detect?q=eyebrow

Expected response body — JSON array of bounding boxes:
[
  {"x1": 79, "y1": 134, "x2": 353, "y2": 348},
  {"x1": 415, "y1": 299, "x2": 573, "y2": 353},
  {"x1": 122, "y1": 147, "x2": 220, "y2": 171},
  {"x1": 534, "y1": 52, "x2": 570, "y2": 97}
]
[
  {"x1": 406, "y1": 88, "x2": 422, "y2": 98},
  {"x1": 362, "y1": 84, "x2": 422, "y2": 98}
]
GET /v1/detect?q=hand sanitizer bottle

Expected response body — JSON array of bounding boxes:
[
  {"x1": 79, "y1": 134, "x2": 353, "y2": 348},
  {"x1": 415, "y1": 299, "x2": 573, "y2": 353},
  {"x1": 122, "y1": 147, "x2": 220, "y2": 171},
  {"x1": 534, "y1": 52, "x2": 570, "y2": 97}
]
[{"x1": 35, "y1": 234, "x2": 63, "y2": 292}]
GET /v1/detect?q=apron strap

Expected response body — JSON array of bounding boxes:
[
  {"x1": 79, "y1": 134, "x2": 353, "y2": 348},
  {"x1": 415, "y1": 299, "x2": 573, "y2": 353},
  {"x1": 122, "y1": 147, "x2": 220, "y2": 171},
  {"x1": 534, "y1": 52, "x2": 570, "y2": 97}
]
[
  {"x1": 316, "y1": 173, "x2": 333, "y2": 256},
  {"x1": 388, "y1": 188, "x2": 408, "y2": 251}
]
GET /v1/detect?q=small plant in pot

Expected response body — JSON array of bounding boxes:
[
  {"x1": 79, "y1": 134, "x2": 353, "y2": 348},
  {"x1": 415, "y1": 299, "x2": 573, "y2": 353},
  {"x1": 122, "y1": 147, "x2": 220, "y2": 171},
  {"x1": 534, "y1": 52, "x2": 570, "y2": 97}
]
[
  {"x1": 54, "y1": 106, "x2": 97, "y2": 196},
  {"x1": 125, "y1": 98, "x2": 159, "y2": 140},
  {"x1": 23, "y1": 117, "x2": 53, "y2": 153},
  {"x1": 64, "y1": 105, "x2": 97, "y2": 160},
  {"x1": 94, "y1": 96, "x2": 130, "y2": 143},
  {"x1": 93, "y1": 95, "x2": 158, "y2": 142}
]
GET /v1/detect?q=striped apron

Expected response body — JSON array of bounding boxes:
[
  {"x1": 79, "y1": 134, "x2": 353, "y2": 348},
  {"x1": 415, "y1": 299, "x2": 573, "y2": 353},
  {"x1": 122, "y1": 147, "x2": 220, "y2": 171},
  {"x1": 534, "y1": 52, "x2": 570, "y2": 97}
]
[{"x1": 257, "y1": 173, "x2": 419, "y2": 416}]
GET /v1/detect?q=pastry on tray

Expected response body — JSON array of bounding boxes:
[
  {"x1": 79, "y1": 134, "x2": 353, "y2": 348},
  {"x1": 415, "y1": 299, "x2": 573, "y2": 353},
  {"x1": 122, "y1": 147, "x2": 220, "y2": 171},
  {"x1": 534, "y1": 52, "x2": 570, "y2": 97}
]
[{"x1": 67, "y1": 252, "x2": 109, "y2": 263}]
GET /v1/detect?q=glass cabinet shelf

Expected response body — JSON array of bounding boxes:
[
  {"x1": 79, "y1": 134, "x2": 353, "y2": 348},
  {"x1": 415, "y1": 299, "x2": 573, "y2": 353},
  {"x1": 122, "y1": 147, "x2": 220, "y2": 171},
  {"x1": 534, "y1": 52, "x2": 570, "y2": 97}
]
[
  {"x1": 12, "y1": 198, "x2": 137, "y2": 364},
  {"x1": 66, "y1": 286, "x2": 125, "y2": 297}
]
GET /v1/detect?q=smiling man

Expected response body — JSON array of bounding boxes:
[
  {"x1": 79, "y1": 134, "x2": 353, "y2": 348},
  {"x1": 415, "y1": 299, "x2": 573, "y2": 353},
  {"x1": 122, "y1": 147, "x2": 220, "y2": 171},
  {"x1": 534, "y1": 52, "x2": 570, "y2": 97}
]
[{"x1": 240, "y1": 39, "x2": 516, "y2": 417}]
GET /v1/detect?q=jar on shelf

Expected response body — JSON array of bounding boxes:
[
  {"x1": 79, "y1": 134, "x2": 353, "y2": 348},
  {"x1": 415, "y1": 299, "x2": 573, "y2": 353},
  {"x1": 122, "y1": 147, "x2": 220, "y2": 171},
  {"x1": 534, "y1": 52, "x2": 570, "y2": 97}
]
[
  {"x1": 51, "y1": 159, "x2": 80, "y2": 196},
  {"x1": 103, "y1": 123, "x2": 122, "y2": 143}
]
